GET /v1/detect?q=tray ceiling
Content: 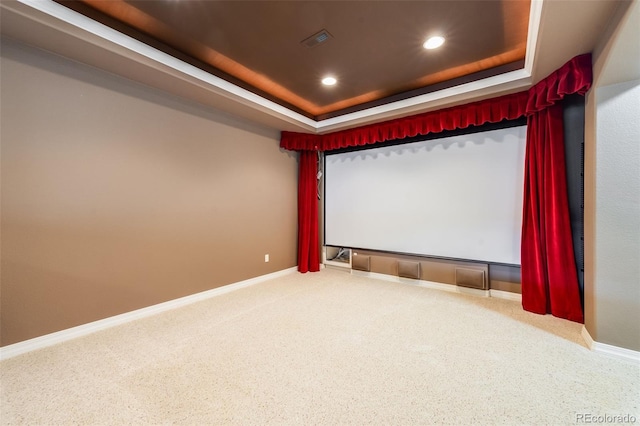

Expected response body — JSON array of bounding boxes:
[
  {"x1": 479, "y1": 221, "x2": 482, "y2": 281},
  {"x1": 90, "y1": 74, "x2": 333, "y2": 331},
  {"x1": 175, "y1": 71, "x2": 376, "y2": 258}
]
[{"x1": 57, "y1": 0, "x2": 530, "y2": 120}]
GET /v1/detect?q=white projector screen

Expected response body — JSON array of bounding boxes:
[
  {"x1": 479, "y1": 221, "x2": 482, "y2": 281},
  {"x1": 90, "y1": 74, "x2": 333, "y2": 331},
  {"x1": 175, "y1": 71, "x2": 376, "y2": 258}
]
[{"x1": 324, "y1": 125, "x2": 527, "y2": 265}]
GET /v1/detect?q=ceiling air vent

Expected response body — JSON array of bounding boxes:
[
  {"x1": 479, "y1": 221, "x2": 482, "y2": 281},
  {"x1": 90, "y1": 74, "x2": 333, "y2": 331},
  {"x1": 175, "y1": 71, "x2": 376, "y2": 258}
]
[{"x1": 301, "y1": 29, "x2": 333, "y2": 48}]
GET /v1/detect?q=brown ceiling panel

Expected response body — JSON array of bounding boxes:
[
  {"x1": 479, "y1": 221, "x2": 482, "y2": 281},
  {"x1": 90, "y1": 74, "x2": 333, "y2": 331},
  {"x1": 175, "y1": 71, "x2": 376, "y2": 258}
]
[{"x1": 57, "y1": 0, "x2": 530, "y2": 119}]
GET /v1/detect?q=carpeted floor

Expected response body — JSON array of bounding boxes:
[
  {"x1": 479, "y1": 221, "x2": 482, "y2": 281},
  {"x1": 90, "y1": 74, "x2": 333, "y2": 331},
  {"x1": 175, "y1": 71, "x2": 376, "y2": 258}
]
[{"x1": 1, "y1": 268, "x2": 638, "y2": 425}]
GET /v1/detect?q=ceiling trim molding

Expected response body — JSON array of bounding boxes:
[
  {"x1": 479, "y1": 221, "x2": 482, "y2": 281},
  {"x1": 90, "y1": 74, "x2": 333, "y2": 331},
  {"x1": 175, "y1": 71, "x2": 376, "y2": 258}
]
[
  {"x1": 7, "y1": 0, "x2": 543, "y2": 133},
  {"x1": 525, "y1": 0, "x2": 544, "y2": 75},
  {"x1": 316, "y1": 69, "x2": 532, "y2": 133}
]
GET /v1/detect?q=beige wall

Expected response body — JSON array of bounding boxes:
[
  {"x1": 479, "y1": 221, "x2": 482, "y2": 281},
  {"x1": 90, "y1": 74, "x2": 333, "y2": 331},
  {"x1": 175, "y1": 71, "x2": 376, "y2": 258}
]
[
  {"x1": 0, "y1": 38, "x2": 298, "y2": 346},
  {"x1": 585, "y1": 80, "x2": 640, "y2": 351},
  {"x1": 584, "y1": 1, "x2": 640, "y2": 352}
]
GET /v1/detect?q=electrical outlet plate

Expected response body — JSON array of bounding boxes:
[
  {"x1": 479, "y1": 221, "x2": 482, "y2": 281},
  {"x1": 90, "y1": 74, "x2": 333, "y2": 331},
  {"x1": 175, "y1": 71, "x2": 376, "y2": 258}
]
[{"x1": 264, "y1": 254, "x2": 269, "y2": 262}]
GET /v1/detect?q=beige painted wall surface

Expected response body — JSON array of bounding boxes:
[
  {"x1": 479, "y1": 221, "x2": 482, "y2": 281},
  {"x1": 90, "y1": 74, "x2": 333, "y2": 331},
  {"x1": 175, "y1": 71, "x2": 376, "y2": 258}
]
[
  {"x1": 585, "y1": 80, "x2": 640, "y2": 351},
  {"x1": 0, "y1": 38, "x2": 298, "y2": 346},
  {"x1": 597, "y1": 81, "x2": 640, "y2": 350},
  {"x1": 584, "y1": 1, "x2": 640, "y2": 352}
]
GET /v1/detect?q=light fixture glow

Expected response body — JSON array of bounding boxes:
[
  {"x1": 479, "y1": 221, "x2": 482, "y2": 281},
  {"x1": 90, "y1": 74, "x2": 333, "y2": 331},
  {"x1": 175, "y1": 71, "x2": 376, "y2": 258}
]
[
  {"x1": 322, "y1": 76, "x2": 337, "y2": 86},
  {"x1": 423, "y1": 36, "x2": 445, "y2": 50}
]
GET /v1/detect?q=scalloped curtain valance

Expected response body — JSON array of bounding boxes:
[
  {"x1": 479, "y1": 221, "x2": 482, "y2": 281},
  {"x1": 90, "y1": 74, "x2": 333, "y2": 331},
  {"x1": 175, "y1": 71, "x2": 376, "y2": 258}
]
[{"x1": 280, "y1": 53, "x2": 592, "y2": 152}]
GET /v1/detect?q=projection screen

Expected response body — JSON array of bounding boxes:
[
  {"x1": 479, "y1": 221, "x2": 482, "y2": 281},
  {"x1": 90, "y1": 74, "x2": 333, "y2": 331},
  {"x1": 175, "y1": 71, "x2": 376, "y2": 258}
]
[{"x1": 324, "y1": 125, "x2": 527, "y2": 265}]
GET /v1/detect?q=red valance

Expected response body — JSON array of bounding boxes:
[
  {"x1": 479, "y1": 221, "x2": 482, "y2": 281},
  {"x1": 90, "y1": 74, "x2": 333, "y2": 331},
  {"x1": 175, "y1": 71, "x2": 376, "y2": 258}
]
[
  {"x1": 281, "y1": 91, "x2": 528, "y2": 151},
  {"x1": 526, "y1": 53, "x2": 592, "y2": 114},
  {"x1": 280, "y1": 53, "x2": 592, "y2": 152}
]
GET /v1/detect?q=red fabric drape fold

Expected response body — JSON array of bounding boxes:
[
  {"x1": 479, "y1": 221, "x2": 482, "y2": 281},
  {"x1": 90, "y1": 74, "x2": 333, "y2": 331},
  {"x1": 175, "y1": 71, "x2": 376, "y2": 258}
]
[
  {"x1": 297, "y1": 151, "x2": 320, "y2": 273},
  {"x1": 516, "y1": 53, "x2": 591, "y2": 323},
  {"x1": 526, "y1": 54, "x2": 592, "y2": 114},
  {"x1": 521, "y1": 104, "x2": 584, "y2": 322},
  {"x1": 286, "y1": 54, "x2": 591, "y2": 323}
]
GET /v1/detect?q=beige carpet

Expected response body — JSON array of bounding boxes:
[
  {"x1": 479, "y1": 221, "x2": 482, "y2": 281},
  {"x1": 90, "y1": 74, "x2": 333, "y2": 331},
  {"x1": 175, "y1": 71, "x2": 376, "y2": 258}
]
[{"x1": 1, "y1": 268, "x2": 638, "y2": 425}]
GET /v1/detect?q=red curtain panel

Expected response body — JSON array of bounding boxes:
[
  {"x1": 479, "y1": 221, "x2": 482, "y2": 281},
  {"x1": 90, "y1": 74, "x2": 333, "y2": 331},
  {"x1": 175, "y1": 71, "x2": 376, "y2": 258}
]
[
  {"x1": 297, "y1": 150, "x2": 320, "y2": 273},
  {"x1": 518, "y1": 54, "x2": 591, "y2": 322},
  {"x1": 521, "y1": 104, "x2": 584, "y2": 322}
]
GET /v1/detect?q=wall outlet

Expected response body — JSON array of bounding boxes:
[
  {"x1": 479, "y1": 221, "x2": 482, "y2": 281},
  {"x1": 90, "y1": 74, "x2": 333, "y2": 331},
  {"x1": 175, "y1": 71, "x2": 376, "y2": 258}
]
[{"x1": 264, "y1": 254, "x2": 269, "y2": 263}]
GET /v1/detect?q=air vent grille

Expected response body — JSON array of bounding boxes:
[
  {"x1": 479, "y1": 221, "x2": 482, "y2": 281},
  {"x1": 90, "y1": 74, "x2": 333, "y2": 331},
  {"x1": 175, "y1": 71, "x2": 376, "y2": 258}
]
[{"x1": 302, "y1": 29, "x2": 333, "y2": 48}]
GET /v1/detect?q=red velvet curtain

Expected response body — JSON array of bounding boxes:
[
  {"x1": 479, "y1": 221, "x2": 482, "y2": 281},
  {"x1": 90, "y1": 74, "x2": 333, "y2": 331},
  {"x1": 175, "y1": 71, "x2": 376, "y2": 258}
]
[
  {"x1": 297, "y1": 150, "x2": 320, "y2": 273},
  {"x1": 286, "y1": 55, "x2": 591, "y2": 323},
  {"x1": 521, "y1": 105, "x2": 584, "y2": 322},
  {"x1": 518, "y1": 54, "x2": 591, "y2": 323}
]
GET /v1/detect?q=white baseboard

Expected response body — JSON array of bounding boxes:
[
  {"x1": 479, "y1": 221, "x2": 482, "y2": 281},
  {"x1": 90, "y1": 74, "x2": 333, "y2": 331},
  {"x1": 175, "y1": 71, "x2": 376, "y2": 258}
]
[
  {"x1": 351, "y1": 270, "x2": 399, "y2": 283},
  {"x1": 0, "y1": 267, "x2": 298, "y2": 361},
  {"x1": 581, "y1": 326, "x2": 640, "y2": 364},
  {"x1": 350, "y1": 270, "x2": 490, "y2": 297},
  {"x1": 322, "y1": 263, "x2": 351, "y2": 272},
  {"x1": 489, "y1": 289, "x2": 522, "y2": 302}
]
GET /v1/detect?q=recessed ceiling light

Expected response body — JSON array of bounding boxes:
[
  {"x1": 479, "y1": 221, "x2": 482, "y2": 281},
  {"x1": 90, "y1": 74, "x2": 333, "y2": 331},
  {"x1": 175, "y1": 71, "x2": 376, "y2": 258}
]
[
  {"x1": 423, "y1": 36, "x2": 445, "y2": 50},
  {"x1": 322, "y1": 76, "x2": 337, "y2": 86}
]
